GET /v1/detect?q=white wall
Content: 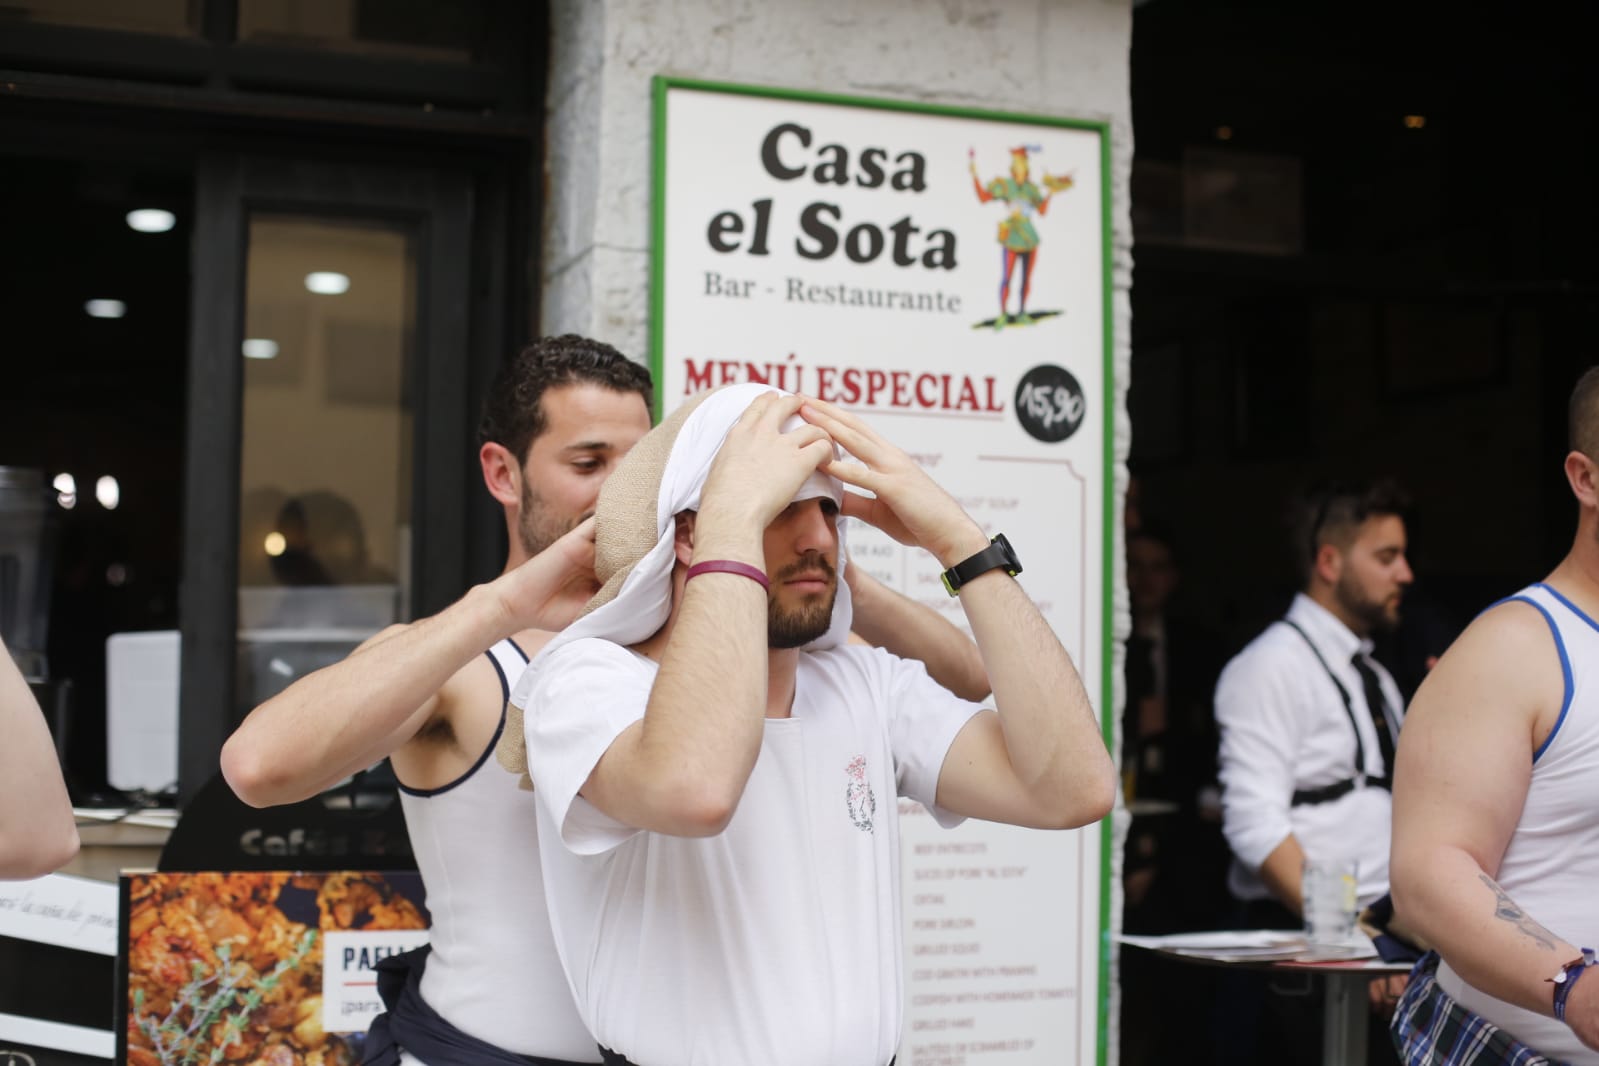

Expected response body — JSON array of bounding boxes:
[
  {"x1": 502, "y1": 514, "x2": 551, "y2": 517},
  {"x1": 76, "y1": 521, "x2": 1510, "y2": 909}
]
[{"x1": 542, "y1": 0, "x2": 1133, "y2": 372}]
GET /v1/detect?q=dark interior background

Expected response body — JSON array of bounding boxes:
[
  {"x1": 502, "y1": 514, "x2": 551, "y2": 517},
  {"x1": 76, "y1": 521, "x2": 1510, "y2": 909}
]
[
  {"x1": 0, "y1": 0, "x2": 542, "y2": 799},
  {"x1": 1122, "y1": 7, "x2": 1598, "y2": 1064},
  {"x1": 1128, "y1": 0, "x2": 1599, "y2": 675}
]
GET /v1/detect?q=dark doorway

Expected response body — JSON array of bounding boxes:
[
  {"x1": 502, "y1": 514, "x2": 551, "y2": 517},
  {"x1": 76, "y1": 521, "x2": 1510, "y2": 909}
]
[
  {"x1": 1121, "y1": 4, "x2": 1598, "y2": 1064},
  {"x1": 1128, "y1": 0, "x2": 1598, "y2": 655}
]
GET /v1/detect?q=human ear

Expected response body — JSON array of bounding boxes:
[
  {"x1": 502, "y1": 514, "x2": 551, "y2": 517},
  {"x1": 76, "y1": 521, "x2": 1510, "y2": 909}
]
[
  {"x1": 1313, "y1": 541, "x2": 1343, "y2": 586},
  {"x1": 480, "y1": 442, "x2": 522, "y2": 507},
  {"x1": 1565, "y1": 451, "x2": 1599, "y2": 510},
  {"x1": 673, "y1": 511, "x2": 698, "y2": 567}
]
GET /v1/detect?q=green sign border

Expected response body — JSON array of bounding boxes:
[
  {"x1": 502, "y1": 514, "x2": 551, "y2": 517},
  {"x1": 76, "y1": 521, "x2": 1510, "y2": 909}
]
[{"x1": 650, "y1": 75, "x2": 1118, "y2": 1066}]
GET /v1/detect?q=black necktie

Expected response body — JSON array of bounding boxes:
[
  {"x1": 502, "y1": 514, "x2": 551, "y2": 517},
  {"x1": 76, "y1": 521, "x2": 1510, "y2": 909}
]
[{"x1": 1351, "y1": 653, "x2": 1396, "y2": 779}]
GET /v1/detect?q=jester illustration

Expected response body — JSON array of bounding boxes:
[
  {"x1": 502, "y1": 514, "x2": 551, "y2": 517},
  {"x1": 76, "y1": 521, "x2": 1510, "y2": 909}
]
[{"x1": 969, "y1": 144, "x2": 1075, "y2": 330}]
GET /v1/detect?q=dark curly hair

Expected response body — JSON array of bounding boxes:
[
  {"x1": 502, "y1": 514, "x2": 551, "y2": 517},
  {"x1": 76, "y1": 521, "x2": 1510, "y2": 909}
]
[{"x1": 477, "y1": 335, "x2": 654, "y2": 463}]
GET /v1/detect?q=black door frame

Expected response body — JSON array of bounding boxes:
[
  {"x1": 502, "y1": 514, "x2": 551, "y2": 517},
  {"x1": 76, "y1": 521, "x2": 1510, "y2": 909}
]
[{"x1": 177, "y1": 151, "x2": 483, "y2": 803}]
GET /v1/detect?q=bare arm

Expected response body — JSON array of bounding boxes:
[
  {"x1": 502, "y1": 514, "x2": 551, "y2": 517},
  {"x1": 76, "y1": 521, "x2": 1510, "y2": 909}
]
[
  {"x1": 1259, "y1": 834, "x2": 1307, "y2": 916},
  {"x1": 1389, "y1": 598, "x2": 1599, "y2": 1047},
  {"x1": 579, "y1": 393, "x2": 836, "y2": 836},
  {"x1": 0, "y1": 639, "x2": 78, "y2": 879},
  {"x1": 846, "y1": 565, "x2": 989, "y2": 701},
  {"x1": 222, "y1": 520, "x2": 599, "y2": 807},
  {"x1": 801, "y1": 396, "x2": 1115, "y2": 830},
  {"x1": 1213, "y1": 643, "x2": 1308, "y2": 909},
  {"x1": 936, "y1": 549, "x2": 1114, "y2": 828}
]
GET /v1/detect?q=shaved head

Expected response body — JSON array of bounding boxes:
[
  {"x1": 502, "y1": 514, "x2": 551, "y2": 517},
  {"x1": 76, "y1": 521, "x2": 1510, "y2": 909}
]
[{"x1": 1570, "y1": 366, "x2": 1599, "y2": 462}]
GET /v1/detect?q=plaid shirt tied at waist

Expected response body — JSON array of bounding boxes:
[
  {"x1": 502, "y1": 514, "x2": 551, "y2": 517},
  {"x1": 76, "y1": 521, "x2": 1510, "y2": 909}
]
[{"x1": 1392, "y1": 952, "x2": 1557, "y2": 1066}]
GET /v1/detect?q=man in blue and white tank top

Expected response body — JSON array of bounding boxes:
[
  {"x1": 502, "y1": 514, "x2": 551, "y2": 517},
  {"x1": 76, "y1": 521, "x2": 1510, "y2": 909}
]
[
  {"x1": 1391, "y1": 366, "x2": 1599, "y2": 1064},
  {"x1": 221, "y1": 339, "x2": 993, "y2": 1065}
]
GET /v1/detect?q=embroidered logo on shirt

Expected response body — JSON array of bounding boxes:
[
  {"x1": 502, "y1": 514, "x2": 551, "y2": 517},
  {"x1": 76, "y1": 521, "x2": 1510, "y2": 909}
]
[{"x1": 845, "y1": 755, "x2": 876, "y2": 833}]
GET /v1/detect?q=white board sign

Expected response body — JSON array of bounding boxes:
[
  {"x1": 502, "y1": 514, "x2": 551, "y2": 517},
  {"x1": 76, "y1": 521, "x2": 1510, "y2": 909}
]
[
  {"x1": 0, "y1": 873, "x2": 118, "y2": 956},
  {"x1": 653, "y1": 78, "x2": 1114, "y2": 1066},
  {"x1": 320, "y1": 929, "x2": 430, "y2": 1033}
]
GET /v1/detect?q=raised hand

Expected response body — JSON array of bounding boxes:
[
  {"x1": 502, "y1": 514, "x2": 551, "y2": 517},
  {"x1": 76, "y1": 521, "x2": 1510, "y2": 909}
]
[
  {"x1": 494, "y1": 516, "x2": 600, "y2": 632},
  {"x1": 797, "y1": 396, "x2": 986, "y2": 568},
  {"x1": 699, "y1": 392, "x2": 836, "y2": 532}
]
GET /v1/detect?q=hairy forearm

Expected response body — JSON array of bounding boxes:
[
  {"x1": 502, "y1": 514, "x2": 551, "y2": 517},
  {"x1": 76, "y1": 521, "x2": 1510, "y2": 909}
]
[
  {"x1": 1393, "y1": 846, "x2": 1573, "y2": 1017},
  {"x1": 638, "y1": 583, "x2": 767, "y2": 830},
  {"x1": 628, "y1": 518, "x2": 771, "y2": 833},
  {"x1": 848, "y1": 569, "x2": 989, "y2": 701},
  {"x1": 957, "y1": 568, "x2": 1112, "y2": 823},
  {"x1": 0, "y1": 649, "x2": 79, "y2": 878},
  {"x1": 223, "y1": 582, "x2": 516, "y2": 806}
]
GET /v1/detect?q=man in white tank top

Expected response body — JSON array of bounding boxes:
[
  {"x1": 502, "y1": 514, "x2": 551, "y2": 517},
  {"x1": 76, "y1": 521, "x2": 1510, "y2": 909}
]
[
  {"x1": 221, "y1": 340, "x2": 992, "y2": 1064},
  {"x1": 1390, "y1": 366, "x2": 1599, "y2": 1064}
]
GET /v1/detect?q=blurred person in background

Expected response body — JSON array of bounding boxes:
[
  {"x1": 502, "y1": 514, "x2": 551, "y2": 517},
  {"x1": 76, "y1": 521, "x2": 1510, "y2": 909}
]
[{"x1": 1213, "y1": 479, "x2": 1413, "y2": 1063}]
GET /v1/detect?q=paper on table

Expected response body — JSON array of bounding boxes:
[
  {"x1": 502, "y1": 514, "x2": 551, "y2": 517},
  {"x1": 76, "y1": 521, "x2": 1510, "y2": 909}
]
[
  {"x1": 1117, "y1": 929, "x2": 1379, "y2": 962},
  {"x1": 1117, "y1": 930, "x2": 1302, "y2": 951}
]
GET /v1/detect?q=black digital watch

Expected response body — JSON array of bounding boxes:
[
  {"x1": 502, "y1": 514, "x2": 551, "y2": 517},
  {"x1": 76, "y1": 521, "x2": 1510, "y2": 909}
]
[{"x1": 940, "y1": 534, "x2": 1022, "y2": 596}]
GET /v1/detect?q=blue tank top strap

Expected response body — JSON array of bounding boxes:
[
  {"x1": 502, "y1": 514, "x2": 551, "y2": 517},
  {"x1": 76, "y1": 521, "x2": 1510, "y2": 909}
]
[
  {"x1": 1485, "y1": 590, "x2": 1574, "y2": 763},
  {"x1": 486, "y1": 637, "x2": 531, "y2": 701}
]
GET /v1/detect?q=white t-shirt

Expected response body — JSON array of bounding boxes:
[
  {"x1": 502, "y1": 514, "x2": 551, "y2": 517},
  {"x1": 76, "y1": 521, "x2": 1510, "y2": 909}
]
[{"x1": 521, "y1": 638, "x2": 984, "y2": 1066}]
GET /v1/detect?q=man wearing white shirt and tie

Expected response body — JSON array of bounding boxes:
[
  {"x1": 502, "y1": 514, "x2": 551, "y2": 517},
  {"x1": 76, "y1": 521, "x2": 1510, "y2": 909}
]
[{"x1": 1213, "y1": 479, "x2": 1413, "y2": 1062}]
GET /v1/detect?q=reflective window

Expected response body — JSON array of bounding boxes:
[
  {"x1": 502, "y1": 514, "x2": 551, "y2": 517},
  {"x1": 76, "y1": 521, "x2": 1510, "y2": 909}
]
[{"x1": 236, "y1": 216, "x2": 416, "y2": 712}]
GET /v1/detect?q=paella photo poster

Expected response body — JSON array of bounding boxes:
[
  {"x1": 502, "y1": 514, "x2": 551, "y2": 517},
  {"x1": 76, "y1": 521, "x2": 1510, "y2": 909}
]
[
  {"x1": 653, "y1": 79, "x2": 1114, "y2": 1065},
  {"x1": 119, "y1": 872, "x2": 429, "y2": 1066}
]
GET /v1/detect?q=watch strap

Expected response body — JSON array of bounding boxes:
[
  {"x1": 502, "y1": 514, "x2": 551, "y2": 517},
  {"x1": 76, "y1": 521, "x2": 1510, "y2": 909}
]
[{"x1": 941, "y1": 534, "x2": 1021, "y2": 596}]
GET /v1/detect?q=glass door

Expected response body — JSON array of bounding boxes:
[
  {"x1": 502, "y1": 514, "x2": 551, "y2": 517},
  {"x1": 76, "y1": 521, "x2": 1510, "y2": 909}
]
[{"x1": 178, "y1": 155, "x2": 475, "y2": 802}]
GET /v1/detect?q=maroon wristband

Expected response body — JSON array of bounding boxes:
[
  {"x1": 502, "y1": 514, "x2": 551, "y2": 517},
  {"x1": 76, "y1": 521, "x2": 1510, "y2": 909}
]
[{"x1": 685, "y1": 559, "x2": 770, "y2": 590}]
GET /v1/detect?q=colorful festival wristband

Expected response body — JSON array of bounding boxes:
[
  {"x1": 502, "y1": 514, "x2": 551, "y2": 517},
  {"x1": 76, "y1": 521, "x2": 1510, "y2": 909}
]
[{"x1": 685, "y1": 559, "x2": 770, "y2": 591}]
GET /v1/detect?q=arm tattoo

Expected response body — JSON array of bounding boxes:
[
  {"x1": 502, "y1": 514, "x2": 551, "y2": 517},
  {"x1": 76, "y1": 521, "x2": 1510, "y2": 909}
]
[{"x1": 1479, "y1": 873, "x2": 1557, "y2": 951}]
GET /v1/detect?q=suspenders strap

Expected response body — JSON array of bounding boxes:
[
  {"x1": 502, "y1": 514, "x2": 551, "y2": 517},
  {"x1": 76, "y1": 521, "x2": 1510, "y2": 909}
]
[{"x1": 1280, "y1": 619, "x2": 1389, "y2": 806}]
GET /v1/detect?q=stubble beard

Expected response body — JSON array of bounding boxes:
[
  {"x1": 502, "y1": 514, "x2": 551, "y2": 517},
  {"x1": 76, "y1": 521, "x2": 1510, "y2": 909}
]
[
  {"x1": 517, "y1": 480, "x2": 576, "y2": 559},
  {"x1": 767, "y1": 554, "x2": 839, "y2": 650},
  {"x1": 1336, "y1": 570, "x2": 1401, "y2": 636}
]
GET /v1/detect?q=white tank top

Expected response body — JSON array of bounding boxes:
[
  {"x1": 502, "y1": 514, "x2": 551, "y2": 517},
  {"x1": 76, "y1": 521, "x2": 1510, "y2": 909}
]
[
  {"x1": 397, "y1": 638, "x2": 600, "y2": 1064},
  {"x1": 1438, "y1": 583, "x2": 1599, "y2": 1063}
]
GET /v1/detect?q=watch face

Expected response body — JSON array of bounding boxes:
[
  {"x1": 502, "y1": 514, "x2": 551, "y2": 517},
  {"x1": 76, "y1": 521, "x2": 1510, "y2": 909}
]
[{"x1": 994, "y1": 533, "x2": 1020, "y2": 570}]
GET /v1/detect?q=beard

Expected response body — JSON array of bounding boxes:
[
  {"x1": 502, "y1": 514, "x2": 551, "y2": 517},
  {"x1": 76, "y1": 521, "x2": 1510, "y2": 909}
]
[
  {"x1": 1335, "y1": 569, "x2": 1402, "y2": 635},
  {"x1": 517, "y1": 479, "x2": 578, "y2": 558},
  {"x1": 767, "y1": 553, "x2": 838, "y2": 650}
]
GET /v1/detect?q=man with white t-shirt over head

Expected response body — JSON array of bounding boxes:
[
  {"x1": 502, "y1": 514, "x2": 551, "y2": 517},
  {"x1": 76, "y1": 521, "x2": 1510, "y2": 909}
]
[
  {"x1": 223, "y1": 339, "x2": 991, "y2": 1066},
  {"x1": 508, "y1": 386, "x2": 1115, "y2": 1066}
]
